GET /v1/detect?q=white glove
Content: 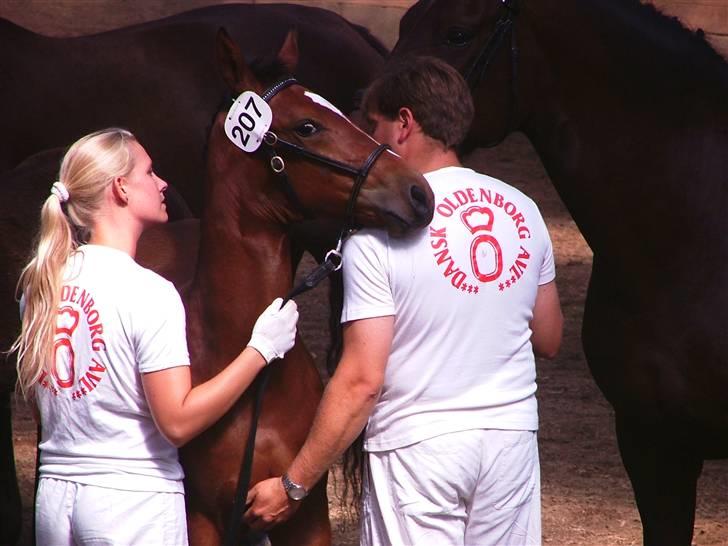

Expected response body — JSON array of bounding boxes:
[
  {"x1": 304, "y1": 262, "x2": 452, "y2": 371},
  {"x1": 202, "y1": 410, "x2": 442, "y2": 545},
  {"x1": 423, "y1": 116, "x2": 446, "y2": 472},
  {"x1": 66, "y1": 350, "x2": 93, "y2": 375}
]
[{"x1": 247, "y1": 297, "x2": 299, "y2": 364}]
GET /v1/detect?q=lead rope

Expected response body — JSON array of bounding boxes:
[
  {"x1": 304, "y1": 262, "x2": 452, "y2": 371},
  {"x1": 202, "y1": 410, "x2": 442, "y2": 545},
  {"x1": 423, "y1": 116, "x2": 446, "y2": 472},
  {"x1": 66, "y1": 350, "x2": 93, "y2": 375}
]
[{"x1": 223, "y1": 141, "x2": 390, "y2": 546}]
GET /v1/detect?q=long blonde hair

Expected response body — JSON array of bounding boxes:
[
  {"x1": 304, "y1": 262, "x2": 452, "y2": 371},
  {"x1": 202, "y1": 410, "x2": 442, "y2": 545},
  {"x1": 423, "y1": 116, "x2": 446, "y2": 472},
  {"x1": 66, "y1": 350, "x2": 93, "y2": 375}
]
[{"x1": 12, "y1": 128, "x2": 137, "y2": 399}]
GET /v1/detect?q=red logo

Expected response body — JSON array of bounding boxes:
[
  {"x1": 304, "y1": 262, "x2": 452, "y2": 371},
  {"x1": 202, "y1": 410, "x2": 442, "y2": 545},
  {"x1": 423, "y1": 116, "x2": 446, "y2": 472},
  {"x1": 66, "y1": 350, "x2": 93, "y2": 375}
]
[
  {"x1": 42, "y1": 287, "x2": 108, "y2": 399},
  {"x1": 53, "y1": 306, "x2": 80, "y2": 388},
  {"x1": 429, "y1": 185, "x2": 535, "y2": 294},
  {"x1": 461, "y1": 206, "x2": 503, "y2": 283}
]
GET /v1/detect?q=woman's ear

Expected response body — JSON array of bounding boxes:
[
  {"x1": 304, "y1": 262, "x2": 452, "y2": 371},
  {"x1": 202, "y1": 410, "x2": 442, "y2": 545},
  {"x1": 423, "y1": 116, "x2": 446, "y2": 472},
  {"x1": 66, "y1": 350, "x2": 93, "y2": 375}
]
[{"x1": 112, "y1": 176, "x2": 128, "y2": 205}]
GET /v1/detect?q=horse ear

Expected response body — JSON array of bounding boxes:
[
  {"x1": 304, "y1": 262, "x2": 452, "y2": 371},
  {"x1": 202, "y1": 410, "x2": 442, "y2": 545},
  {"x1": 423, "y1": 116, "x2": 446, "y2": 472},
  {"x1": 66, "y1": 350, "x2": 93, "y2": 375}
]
[
  {"x1": 215, "y1": 28, "x2": 256, "y2": 92},
  {"x1": 277, "y1": 29, "x2": 299, "y2": 74}
]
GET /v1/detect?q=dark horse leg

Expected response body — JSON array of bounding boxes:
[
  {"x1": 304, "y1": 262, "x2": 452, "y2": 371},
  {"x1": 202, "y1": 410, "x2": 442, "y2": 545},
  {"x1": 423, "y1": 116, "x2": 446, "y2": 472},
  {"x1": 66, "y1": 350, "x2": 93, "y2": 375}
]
[
  {"x1": 0, "y1": 389, "x2": 22, "y2": 545},
  {"x1": 616, "y1": 415, "x2": 703, "y2": 546}
]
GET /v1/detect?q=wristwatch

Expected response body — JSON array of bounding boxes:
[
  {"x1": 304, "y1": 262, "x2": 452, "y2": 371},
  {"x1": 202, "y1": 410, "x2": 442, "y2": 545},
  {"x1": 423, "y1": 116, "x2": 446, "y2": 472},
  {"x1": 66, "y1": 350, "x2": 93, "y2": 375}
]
[{"x1": 281, "y1": 473, "x2": 308, "y2": 501}]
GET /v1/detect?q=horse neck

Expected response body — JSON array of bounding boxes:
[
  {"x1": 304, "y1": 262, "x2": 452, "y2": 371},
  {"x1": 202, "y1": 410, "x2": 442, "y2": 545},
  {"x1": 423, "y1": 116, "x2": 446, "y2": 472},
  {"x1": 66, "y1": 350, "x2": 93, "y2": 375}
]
[
  {"x1": 186, "y1": 155, "x2": 295, "y2": 367},
  {"x1": 516, "y1": 0, "x2": 728, "y2": 254}
]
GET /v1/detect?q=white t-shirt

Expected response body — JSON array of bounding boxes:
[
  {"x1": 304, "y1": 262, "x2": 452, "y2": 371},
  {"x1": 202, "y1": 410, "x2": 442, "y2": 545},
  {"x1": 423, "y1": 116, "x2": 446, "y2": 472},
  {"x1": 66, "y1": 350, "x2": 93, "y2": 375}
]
[
  {"x1": 341, "y1": 167, "x2": 555, "y2": 452},
  {"x1": 36, "y1": 244, "x2": 190, "y2": 492}
]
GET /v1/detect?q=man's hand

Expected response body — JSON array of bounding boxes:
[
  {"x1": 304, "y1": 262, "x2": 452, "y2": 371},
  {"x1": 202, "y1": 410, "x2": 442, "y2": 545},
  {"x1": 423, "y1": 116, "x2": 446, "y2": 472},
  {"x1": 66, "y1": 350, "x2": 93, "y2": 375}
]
[{"x1": 244, "y1": 476, "x2": 299, "y2": 530}]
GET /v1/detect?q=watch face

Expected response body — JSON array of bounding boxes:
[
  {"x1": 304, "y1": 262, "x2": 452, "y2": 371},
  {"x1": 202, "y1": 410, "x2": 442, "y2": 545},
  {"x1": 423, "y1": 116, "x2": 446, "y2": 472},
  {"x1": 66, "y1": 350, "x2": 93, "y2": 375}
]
[{"x1": 289, "y1": 485, "x2": 307, "y2": 501}]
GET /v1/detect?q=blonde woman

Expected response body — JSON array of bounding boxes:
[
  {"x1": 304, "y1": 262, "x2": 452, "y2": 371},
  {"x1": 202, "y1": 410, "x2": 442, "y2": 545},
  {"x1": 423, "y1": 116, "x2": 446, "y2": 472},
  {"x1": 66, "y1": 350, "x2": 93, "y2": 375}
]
[{"x1": 13, "y1": 128, "x2": 298, "y2": 545}]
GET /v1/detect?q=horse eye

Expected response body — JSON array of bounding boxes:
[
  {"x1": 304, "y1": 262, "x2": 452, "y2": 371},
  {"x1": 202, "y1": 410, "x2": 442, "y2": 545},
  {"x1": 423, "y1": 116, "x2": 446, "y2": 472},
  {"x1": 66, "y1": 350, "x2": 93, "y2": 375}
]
[
  {"x1": 445, "y1": 27, "x2": 475, "y2": 47},
  {"x1": 294, "y1": 121, "x2": 319, "y2": 137}
]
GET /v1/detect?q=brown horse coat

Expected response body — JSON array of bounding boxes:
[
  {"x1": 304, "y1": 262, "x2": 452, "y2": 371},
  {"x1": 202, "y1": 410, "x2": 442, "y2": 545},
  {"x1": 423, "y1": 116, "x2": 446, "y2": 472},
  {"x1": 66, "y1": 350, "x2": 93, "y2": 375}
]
[{"x1": 177, "y1": 28, "x2": 434, "y2": 544}]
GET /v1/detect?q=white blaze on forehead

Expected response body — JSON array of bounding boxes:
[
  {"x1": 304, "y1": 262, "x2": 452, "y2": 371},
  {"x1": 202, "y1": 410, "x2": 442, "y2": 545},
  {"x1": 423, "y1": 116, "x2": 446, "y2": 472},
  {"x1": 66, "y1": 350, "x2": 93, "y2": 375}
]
[
  {"x1": 304, "y1": 90, "x2": 389, "y2": 150},
  {"x1": 304, "y1": 91, "x2": 345, "y2": 118}
]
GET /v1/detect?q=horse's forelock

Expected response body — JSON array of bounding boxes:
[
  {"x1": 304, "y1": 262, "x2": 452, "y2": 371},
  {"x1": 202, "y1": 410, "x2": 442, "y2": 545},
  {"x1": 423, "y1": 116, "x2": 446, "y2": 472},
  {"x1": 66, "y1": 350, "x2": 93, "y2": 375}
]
[{"x1": 249, "y1": 57, "x2": 291, "y2": 91}]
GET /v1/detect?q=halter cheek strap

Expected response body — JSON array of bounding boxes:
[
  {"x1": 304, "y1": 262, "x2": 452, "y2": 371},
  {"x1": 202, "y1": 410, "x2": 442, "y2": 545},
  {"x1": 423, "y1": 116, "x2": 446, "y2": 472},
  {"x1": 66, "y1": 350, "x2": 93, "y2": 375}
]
[
  {"x1": 464, "y1": 0, "x2": 520, "y2": 147},
  {"x1": 258, "y1": 77, "x2": 390, "y2": 233}
]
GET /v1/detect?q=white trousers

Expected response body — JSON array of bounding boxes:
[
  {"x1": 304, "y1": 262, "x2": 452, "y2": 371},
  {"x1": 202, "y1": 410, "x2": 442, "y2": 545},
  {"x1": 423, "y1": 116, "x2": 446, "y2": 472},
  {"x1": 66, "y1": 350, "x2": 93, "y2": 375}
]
[
  {"x1": 36, "y1": 477, "x2": 188, "y2": 546},
  {"x1": 361, "y1": 429, "x2": 541, "y2": 546}
]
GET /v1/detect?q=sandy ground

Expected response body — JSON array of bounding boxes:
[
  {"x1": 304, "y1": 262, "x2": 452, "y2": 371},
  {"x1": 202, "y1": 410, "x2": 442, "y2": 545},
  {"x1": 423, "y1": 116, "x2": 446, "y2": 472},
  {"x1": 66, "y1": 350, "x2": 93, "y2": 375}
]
[{"x1": 10, "y1": 133, "x2": 728, "y2": 545}]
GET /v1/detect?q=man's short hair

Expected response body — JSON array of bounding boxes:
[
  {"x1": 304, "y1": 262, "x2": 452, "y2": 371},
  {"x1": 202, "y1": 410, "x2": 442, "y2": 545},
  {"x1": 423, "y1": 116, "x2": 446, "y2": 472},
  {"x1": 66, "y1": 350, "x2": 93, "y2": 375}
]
[{"x1": 362, "y1": 55, "x2": 474, "y2": 149}]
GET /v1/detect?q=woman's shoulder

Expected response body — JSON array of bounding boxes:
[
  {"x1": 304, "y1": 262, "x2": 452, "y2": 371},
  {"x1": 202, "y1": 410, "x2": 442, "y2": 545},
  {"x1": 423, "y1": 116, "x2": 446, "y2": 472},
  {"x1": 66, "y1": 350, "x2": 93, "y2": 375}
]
[{"x1": 76, "y1": 245, "x2": 181, "y2": 303}]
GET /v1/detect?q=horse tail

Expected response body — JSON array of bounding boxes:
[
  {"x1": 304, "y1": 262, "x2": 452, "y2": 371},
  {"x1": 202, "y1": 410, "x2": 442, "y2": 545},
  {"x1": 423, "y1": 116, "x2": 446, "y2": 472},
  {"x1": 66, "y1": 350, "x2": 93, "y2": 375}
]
[{"x1": 326, "y1": 271, "x2": 364, "y2": 515}]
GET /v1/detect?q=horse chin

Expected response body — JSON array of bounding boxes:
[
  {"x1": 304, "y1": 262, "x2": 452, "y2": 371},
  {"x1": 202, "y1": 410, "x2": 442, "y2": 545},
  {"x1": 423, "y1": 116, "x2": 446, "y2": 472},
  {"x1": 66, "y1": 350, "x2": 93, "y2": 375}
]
[{"x1": 383, "y1": 211, "x2": 418, "y2": 238}]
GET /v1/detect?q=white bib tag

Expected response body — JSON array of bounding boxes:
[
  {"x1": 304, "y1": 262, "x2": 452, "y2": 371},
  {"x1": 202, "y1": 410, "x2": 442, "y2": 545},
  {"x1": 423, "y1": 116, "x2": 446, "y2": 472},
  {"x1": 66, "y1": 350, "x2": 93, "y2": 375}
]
[{"x1": 224, "y1": 91, "x2": 273, "y2": 152}]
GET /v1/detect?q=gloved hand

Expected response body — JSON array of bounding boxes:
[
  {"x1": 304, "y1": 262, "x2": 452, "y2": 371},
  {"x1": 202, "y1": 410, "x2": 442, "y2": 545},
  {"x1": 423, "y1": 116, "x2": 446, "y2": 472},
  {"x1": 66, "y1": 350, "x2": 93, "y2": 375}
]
[{"x1": 247, "y1": 298, "x2": 299, "y2": 364}]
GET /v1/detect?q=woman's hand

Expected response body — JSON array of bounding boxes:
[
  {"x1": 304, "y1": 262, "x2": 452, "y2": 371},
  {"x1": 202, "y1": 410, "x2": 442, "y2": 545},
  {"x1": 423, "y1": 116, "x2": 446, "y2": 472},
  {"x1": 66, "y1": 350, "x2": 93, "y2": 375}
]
[{"x1": 247, "y1": 298, "x2": 299, "y2": 364}]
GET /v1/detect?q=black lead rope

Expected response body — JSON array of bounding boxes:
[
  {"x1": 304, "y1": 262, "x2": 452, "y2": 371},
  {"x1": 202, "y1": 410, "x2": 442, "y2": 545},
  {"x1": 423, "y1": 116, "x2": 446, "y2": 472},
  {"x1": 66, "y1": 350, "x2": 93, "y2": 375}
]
[
  {"x1": 464, "y1": 0, "x2": 520, "y2": 148},
  {"x1": 223, "y1": 249, "x2": 345, "y2": 546},
  {"x1": 222, "y1": 79, "x2": 390, "y2": 546}
]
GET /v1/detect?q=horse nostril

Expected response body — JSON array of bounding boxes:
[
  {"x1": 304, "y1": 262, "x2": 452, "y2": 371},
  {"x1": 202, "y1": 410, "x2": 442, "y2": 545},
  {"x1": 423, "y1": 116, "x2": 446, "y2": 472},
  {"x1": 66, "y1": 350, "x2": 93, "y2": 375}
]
[{"x1": 410, "y1": 185, "x2": 430, "y2": 218}]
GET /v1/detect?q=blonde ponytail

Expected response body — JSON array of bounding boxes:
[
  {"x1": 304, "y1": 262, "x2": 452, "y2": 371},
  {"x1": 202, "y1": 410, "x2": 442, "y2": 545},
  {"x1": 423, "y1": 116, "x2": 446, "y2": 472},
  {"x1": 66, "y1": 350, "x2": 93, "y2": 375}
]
[{"x1": 12, "y1": 128, "x2": 136, "y2": 399}]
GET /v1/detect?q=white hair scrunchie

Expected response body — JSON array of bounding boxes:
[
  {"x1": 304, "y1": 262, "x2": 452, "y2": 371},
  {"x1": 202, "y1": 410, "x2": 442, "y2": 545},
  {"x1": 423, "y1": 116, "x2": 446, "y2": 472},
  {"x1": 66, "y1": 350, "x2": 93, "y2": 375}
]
[{"x1": 50, "y1": 181, "x2": 70, "y2": 203}]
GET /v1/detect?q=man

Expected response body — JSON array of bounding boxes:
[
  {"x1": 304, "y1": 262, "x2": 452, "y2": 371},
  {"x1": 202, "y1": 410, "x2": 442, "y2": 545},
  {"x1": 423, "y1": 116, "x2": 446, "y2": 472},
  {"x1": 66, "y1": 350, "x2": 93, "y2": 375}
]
[{"x1": 244, "y1": 56, "x2": 563, "y2": 546}]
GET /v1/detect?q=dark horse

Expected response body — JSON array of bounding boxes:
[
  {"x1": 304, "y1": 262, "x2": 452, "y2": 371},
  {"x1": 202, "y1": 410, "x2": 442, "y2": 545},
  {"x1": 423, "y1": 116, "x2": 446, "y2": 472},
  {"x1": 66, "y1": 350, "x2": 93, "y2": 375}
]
[
  {"x1": 391, "y1": 1, "x2": 728, "y2": 545},
  {"x1": 0, "y1": 3, "x2": 386, "y2": 209},
  {"x1": 180, "y1": 28, "x2": 433, "y2": 544},
  {"x1": 0, "y1": 5, "x2": 387, "y2": 542}
]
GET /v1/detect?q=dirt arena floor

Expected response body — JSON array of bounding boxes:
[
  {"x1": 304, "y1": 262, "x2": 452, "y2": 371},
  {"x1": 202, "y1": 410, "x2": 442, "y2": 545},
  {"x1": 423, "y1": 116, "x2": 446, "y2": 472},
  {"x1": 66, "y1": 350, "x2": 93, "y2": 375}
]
[{"x1": 10, "y1": 133, "x2": 728, "y2": 545}]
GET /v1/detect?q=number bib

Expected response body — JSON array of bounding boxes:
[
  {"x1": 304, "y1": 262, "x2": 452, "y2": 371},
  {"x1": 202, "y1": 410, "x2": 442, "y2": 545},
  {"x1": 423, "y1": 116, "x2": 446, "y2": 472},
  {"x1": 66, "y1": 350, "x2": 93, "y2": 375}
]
[{"x1": 224, "y1": 91, "x2": 273, "y2": 152}]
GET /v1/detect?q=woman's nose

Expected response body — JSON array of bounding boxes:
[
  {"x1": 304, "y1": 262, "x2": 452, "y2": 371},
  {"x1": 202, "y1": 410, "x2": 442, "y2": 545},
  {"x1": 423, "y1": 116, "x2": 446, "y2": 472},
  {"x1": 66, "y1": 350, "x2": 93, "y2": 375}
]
[{"x1": 157, "y1": 175, "x2": 169, "y2": 192}]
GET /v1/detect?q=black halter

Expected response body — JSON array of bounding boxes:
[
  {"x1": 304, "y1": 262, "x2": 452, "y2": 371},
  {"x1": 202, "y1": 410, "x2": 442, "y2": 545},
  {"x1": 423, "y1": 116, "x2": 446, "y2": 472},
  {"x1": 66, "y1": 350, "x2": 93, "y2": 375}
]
[
  {"x1": 223, "y1": 79, "x2": 389, "y2": 546},
  {"x1": 258, "y1": 77, "x2": 390, "y2": 246},
  {"x1": 464, "y1": 0, "x2": 520, "y2": 147}
]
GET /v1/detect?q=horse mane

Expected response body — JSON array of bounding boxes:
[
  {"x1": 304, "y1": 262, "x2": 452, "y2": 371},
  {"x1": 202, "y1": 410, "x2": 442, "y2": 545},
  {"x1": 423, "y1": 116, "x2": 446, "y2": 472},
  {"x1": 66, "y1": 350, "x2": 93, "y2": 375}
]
[
  {"x1": 0, "y1": 16, "x2": 33, "y2": 37},
  {"x1": 595, "y1": 0, "x2": 728, "y2": 89},
  {"x1": 348, "y1": 22, "x2": 389, "y2": 58}
]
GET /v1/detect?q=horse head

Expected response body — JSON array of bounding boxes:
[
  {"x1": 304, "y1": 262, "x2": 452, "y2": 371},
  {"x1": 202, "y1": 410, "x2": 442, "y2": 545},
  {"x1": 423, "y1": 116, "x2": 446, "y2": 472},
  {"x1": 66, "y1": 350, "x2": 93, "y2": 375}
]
[
  {"x1": 207, "y1": 28, "x2": 435, "y2": 238},
  {"x1": 392, "y1": 0, "x2": 546, "y2": 148}
]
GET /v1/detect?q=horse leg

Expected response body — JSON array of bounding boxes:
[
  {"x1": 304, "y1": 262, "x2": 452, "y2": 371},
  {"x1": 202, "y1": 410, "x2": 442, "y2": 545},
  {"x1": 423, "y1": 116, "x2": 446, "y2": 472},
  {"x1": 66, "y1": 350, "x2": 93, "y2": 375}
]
[
  {"x1": 267, "y1": 477, "x2": 331, "y2": 546},
  {"x1": 187, "y1": 505, "x2": 222, "y2": 545},
  {"x1": 0, "y1": 389, "x2": 22, "y2": 545},
  {"x1": 615, "y1": 415, "x2": 702, "y2": 546}
]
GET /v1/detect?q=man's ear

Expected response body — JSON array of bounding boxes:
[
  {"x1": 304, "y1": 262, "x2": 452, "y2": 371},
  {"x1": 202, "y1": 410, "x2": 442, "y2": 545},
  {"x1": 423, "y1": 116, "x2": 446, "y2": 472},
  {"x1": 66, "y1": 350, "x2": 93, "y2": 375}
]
[
  {"x1": 112, "y1": 176, "x2": 128, "y2": 205},
  {"x1": 397, "y1": 107, "x2": 416, "y2": 144}
]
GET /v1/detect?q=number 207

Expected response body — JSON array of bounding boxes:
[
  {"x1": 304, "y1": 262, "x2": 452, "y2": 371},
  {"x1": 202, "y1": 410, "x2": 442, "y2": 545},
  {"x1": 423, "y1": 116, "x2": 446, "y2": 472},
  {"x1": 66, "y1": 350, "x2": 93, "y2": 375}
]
[{"x1": 231, "y1": 96, "x2": 263, "y2": 146}]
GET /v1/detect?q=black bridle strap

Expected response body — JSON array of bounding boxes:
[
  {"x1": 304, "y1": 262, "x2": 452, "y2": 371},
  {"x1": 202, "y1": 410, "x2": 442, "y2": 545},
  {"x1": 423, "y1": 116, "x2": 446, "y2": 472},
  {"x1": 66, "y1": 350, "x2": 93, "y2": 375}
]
[
  {"x1": 465, "y1": 0, "x2": 520, "y2": 148},
  {"x1": 261, "y1": 77, "x2": 297, "y2": 102},
  {"x1": 345, "y1": 143, "x2": 389, "y2": 228},
  {"x1": 268, "y1": 137, "x2": 360, "y2": 177},
  {"x1": 278, "y1": 142, "x2": 390, "y2": 302},
  {"x1": 223, "y1": 81, "x2": 390, "y2": 546},
  {"x1": 465, "y1": 0, "x2": 518, "y2": 87}
]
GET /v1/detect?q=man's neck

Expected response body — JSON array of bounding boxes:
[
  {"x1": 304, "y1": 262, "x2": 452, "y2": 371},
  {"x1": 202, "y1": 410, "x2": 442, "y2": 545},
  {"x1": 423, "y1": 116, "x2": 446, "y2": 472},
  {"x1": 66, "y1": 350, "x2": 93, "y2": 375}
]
[
  {"x1": 407, "y1": 146, "x2": 461, "y2": 175},
  {"x1": 399, "y1": 129, "x2": 462, "y2": 174}
]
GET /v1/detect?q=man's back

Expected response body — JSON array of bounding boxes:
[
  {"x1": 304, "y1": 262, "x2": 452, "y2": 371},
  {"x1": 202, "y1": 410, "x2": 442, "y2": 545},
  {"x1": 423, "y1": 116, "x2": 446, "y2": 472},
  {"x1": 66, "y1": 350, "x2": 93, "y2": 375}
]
[{"x1": 342, "y1": 166, "x2": 555, "y2": 452}]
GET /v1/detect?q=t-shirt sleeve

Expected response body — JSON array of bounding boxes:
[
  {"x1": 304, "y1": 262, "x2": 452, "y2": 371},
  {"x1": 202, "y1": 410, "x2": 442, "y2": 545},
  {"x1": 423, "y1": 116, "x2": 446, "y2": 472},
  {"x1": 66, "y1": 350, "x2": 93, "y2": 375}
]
[
  {"x1": 341, "y1": 230, "x2": 395, "y2": 323},
  {"x1": 135, "y1": 278, "x2": 190, "y2": 373},
  {"x1": 537, "y1": 214, "x2": 556, "y2": 286}
]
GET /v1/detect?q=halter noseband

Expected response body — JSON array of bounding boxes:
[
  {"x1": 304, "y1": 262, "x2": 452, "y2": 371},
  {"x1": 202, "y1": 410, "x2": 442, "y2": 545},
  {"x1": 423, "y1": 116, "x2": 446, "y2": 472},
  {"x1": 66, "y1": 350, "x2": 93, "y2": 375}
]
[
  {"x1": 464, "y1": 0, "x2": 520, "y2": 147},
  {"x1": 258, "y1": 77, "x2": 390, "y2": 250}
]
